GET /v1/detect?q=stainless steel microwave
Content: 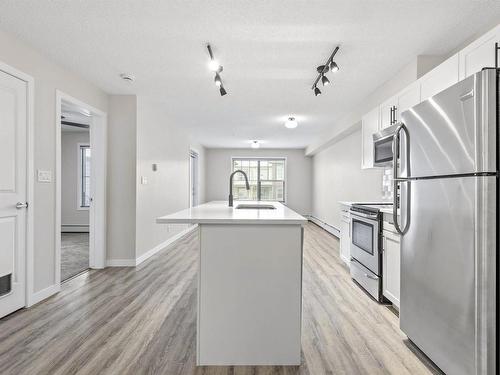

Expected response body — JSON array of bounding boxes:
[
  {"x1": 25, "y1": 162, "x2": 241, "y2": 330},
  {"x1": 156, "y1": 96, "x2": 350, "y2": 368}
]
[{"x1": 372, "y1": 123, "x2": 399, "y2": 167}]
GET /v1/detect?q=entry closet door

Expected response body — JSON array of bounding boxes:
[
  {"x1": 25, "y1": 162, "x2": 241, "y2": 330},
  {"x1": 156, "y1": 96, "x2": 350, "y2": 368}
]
[{"x1": 0, "y1": 70, "x2": 27, "y2": 318}]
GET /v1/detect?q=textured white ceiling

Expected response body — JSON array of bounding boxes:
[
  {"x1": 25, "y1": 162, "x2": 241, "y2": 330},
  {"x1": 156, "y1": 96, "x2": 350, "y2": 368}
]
[{"x1": 1, "y1": 0, "x2": 500, "y2": 148}]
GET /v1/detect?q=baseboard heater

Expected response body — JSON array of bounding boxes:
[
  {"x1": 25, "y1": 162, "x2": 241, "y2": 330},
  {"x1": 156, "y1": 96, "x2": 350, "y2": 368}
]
[{"x1": 308, "y1": 216, "x2": 340, "y2": 238}]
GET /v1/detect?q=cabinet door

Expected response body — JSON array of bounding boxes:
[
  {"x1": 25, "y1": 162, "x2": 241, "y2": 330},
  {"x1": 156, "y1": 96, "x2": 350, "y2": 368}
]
[
  {"x1": 379, "y1": 95, "x2": 398, "y2": 130},
  {"x1": 397, "y1": 81, "x2": 420, "y2": 121},
  {"x1": 420, "y1": 53, "x2": 459, "y2": 102},
  {"x1": 361, "y1": 106, "x2": 380, "y2": 169},
  {"x1": 459, "y1": 25, "x2": 500, "y2": 80},
  {"x1": 382, "y1": 230, "x2": 400, "y2": 308},
  {"x1": 339, "y1": 215, "x2": 350, "y2": 265}
]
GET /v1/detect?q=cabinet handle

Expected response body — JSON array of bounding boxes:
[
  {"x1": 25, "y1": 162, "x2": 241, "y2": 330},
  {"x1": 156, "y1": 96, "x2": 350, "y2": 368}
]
[{"x1": 393, "y1": 106, "x2": 398, "y2": 124}]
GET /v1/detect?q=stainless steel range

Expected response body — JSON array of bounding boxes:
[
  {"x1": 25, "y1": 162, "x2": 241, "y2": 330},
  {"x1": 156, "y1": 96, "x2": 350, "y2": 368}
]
[{"x1": 349, "y1": 203, "x2": 392, "y2": 302}]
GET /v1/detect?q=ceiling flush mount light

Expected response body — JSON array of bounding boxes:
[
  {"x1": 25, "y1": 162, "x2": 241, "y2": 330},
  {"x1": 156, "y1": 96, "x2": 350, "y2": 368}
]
[
  {"x1": 285, "y1": 117, "x2": 298, "y2": 129},
  {"x1": 207, "y1": 44, "x2": 227, "y2": 96},
  {"x1": 251, "y1": 140, "x2": 260, "y2": 149},
  {"x1": 311, "y1": 46, "x2": 340, "y2": 96}
]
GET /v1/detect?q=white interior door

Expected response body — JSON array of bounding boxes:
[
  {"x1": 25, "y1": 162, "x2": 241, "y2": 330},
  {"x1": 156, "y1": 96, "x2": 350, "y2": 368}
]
[{"x1": 0, "y1": 70, "x2": 27, "y2": 317}]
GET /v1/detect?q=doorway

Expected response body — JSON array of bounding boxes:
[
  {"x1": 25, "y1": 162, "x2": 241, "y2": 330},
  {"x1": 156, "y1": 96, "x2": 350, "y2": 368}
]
[
  {"x1": 189, "y1": 150, "x2": 199, "y2": 207},
  {"x1": 60, "y1": 101, "x2": 91, "y2": 280},
  {"x1": 56, "y1": 91, "x2": 107, "y2": 287}
]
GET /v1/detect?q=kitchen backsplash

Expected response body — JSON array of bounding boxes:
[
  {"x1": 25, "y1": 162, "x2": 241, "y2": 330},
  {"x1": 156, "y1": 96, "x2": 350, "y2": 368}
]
[{"x1": 382, "y1": 167, "x2": 393, "y2": 201}]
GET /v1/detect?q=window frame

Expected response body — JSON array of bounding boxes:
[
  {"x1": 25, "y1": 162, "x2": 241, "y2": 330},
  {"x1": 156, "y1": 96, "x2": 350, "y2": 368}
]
[
  {"x1": 230, "y1": 156, "x2": 287, "y2": 203},
  {"x1": 77, "y1": 143, "x2": 91, "y2": 210}
]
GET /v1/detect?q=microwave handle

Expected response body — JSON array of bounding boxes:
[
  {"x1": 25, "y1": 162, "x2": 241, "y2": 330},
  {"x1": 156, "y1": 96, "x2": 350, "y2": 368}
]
[{"x1": 392, "y1": 123, "x2": 411, "y2": 235}]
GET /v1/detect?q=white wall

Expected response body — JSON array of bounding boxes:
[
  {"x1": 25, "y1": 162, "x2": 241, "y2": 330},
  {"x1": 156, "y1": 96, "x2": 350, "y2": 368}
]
[
  {"x1": 106, "y1": 95, "x2": 137, "y2": 262},
  {"x1": 312, "y1": 129, "x2": 384, "y2": 230},
  {"x1": 0, "y1": 29, "x2": 108, "y2": 294},
  {"x1": 205, "y1": 148, "x2": 312, "y2": 215},
  {"x1": 61, "y1": 131, "x2": 89, "y2": 230},
  {"x1": 135, "y1": 97, "x2": 206, "y2": 258}
]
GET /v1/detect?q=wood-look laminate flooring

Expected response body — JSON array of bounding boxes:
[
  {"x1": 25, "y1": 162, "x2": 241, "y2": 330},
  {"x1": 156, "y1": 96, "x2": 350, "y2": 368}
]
[
  {"x1": 0, "y1": 223, "x2": 442, "y2": 375},
  {"x1": 61, "y1": 233, "x2": 89, "y2": 281}
]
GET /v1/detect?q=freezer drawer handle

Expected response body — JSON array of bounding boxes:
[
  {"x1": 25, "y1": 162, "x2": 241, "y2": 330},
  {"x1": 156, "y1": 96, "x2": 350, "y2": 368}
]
[
  {"x1": 392, "y1": 123, "x2": 411, "y2": 235},
  {"x1": 364, "y1": 273, "x2": 378, "y2": 280}
]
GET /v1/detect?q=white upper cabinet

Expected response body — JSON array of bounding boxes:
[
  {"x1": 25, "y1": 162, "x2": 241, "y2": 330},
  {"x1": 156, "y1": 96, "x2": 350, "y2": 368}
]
[
  {"x1": 420, "y1": 53, "x2": 459, "y2": 102},
  {"x1": 459, "y1": 25, "x2": 500, "y2": 80},
  {"x1": 396, "y1": 81, "x2": 421, "y2": 121},
  {"x1": 379, "y1": 95, "x2": 398, "y2": 130},
  {"x1": 361, "y1": 106, "x2": 380, "y2": 169}
]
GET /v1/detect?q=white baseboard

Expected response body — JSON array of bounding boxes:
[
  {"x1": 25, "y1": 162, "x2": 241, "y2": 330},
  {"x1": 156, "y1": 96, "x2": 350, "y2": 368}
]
[
  {"x1": 28, "y1": 284, "x2": 61, "y2": 307},
  {"x1": 135, "y1": 225, "x2": 198, "y2": 266},
  {"x1": 105, "y1": 225, "x2": 198, "y2": 268},
  {"x1": 106, "y1": 259, "x2": 136, "y2": 267},
  {"x1": 62, "y1": 224, "x2": 89, "y2": 233},
  {"x1": 308, "y1": 216, "x2": 340, "y2": 238}
]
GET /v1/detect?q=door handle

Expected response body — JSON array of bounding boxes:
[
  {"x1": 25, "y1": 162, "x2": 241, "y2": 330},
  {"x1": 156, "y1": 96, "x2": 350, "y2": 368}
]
[
  {"x1": 392, "y1": 123, "x2": 411, "y2": 235},
  {"x1": 16, "y1": 202, "x2": 28, "y2": 209}
]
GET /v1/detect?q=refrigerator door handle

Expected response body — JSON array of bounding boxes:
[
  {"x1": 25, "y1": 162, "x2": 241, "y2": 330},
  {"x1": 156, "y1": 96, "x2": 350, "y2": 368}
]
[{"x1": 392, "y1": 123, "x2": 411, "y2": 235}]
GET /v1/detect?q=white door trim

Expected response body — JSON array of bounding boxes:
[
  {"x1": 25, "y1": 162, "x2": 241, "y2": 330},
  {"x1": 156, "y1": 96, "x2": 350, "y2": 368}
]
[
  {"x1": 56, "y1": 91, "x2": 107, "y2": 287},
  {"x1": 0, "y1": 61, "x2": 35, "y2": 307}
]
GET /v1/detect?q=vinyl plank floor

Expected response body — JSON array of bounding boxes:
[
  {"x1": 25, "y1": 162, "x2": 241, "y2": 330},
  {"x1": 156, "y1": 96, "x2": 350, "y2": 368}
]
[
  {"x1": 0, "y1": 223, "x2": 442, "y2": 375},
  {"x1": 61, "y1": 232, "x2": 89, "y2": 281}
]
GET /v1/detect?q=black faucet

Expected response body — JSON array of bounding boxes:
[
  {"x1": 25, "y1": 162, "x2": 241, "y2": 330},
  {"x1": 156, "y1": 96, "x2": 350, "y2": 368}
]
[{"x1": 229, "y1": 170, "x2": 250, "y2": 207}]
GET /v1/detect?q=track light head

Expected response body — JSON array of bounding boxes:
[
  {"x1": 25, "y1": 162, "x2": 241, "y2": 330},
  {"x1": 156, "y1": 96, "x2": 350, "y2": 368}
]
[
  {"x1": 214, "y1": 73, "x2": 222, "y2": 87},
  {"x1": 321, "y1": 75, "x2": 330, "y2": 86},
  {"x1": 219, "y1": 85, "x2": 227, "y2": 96},
  {"x1": 251, "y1": 141, "x2": 260, "y2": 149},
  {"x1": 330, "y1": 61, "x2": 339, "y2": 72},
  {"x1": 314, "y1": 86, "x2": 321, "y2": 96}
]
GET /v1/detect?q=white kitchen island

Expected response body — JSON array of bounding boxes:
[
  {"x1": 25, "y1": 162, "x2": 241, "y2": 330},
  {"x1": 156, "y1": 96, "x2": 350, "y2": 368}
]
[{"x1": 156, "y1": 201, "x2": 306, "y2": 366}]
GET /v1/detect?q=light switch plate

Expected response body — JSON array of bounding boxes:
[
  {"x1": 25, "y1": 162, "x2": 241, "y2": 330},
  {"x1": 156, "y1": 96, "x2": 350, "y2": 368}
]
[
  {"x1": 37, "y1": 170, "x2": 52, "y2": 183},
  {"x1": 141, "y1": 176, "x2": 148, "y2": 185}
]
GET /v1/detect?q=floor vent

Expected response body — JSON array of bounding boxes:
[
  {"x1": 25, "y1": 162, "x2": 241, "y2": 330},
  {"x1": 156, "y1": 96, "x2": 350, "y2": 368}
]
[{"x1": 0, "y1": 274, "x2": 12, "y2": 296}]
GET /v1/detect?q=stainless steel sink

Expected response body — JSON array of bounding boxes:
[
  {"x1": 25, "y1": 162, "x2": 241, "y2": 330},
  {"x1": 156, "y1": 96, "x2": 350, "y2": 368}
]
[{"x1": 235, "y1": 204, "x2": 276, "y2": 210}]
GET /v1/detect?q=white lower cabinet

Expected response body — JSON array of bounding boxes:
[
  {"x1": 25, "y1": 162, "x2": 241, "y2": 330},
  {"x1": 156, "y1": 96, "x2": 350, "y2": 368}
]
[
  {"x1": 382, "y1": 229, "x2": 400, "y2": 308},
  {"x1": 339, "y1": 212, "x2": 351, "y2": 265}
]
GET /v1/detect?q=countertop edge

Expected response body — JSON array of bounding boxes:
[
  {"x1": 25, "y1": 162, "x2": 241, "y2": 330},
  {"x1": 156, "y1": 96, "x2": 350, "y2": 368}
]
[{"x1": 156, "y1": 218, "x2": 307, "y2": 225}]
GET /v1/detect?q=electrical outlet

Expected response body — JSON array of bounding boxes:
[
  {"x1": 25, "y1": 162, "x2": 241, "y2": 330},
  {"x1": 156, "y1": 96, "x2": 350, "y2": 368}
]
[
  {"x1": 37, "y1": 170, "x2": 52, "y2": 183},
  {"x1": 141, "y1": 176, "x2": 148, "y2": 185}
]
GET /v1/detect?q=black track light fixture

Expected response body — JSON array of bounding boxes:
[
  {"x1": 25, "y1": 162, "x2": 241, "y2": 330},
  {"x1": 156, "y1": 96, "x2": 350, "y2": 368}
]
[
  {"x1": 330, "y1": 61, "x2": 339, "y2": 72},
  {"x1": 207, "y1": 44, "x2": 228, "y2": 96},
  {"x1": 311, "y1": 46, "x2": 340, "y2": 96}
]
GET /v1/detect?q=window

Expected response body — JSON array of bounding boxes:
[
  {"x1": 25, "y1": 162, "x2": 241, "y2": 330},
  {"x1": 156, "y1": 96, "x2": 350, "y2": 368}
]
[
  {"x1": 79, "y1": 144, "x2": 91, "y2": 208},
  {"x1": 231, "y1": 158, "x2": 285, "y2": 202}
]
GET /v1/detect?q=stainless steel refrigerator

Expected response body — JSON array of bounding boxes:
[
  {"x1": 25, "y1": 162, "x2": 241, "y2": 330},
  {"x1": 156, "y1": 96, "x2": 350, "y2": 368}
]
[{"x1": 393, "y1": 68, "x2": 497, "y2": 375}]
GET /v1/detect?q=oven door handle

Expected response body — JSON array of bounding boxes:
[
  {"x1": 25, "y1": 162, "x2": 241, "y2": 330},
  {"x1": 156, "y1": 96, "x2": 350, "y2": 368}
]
[{"x1": 350, "y1": 211, "x2": 379, "y2": 220}]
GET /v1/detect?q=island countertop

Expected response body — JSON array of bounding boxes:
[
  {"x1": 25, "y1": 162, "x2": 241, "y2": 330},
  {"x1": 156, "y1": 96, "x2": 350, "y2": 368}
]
[{"x1": 156, "y1": 201, "x2": 307, "y2": 225}]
